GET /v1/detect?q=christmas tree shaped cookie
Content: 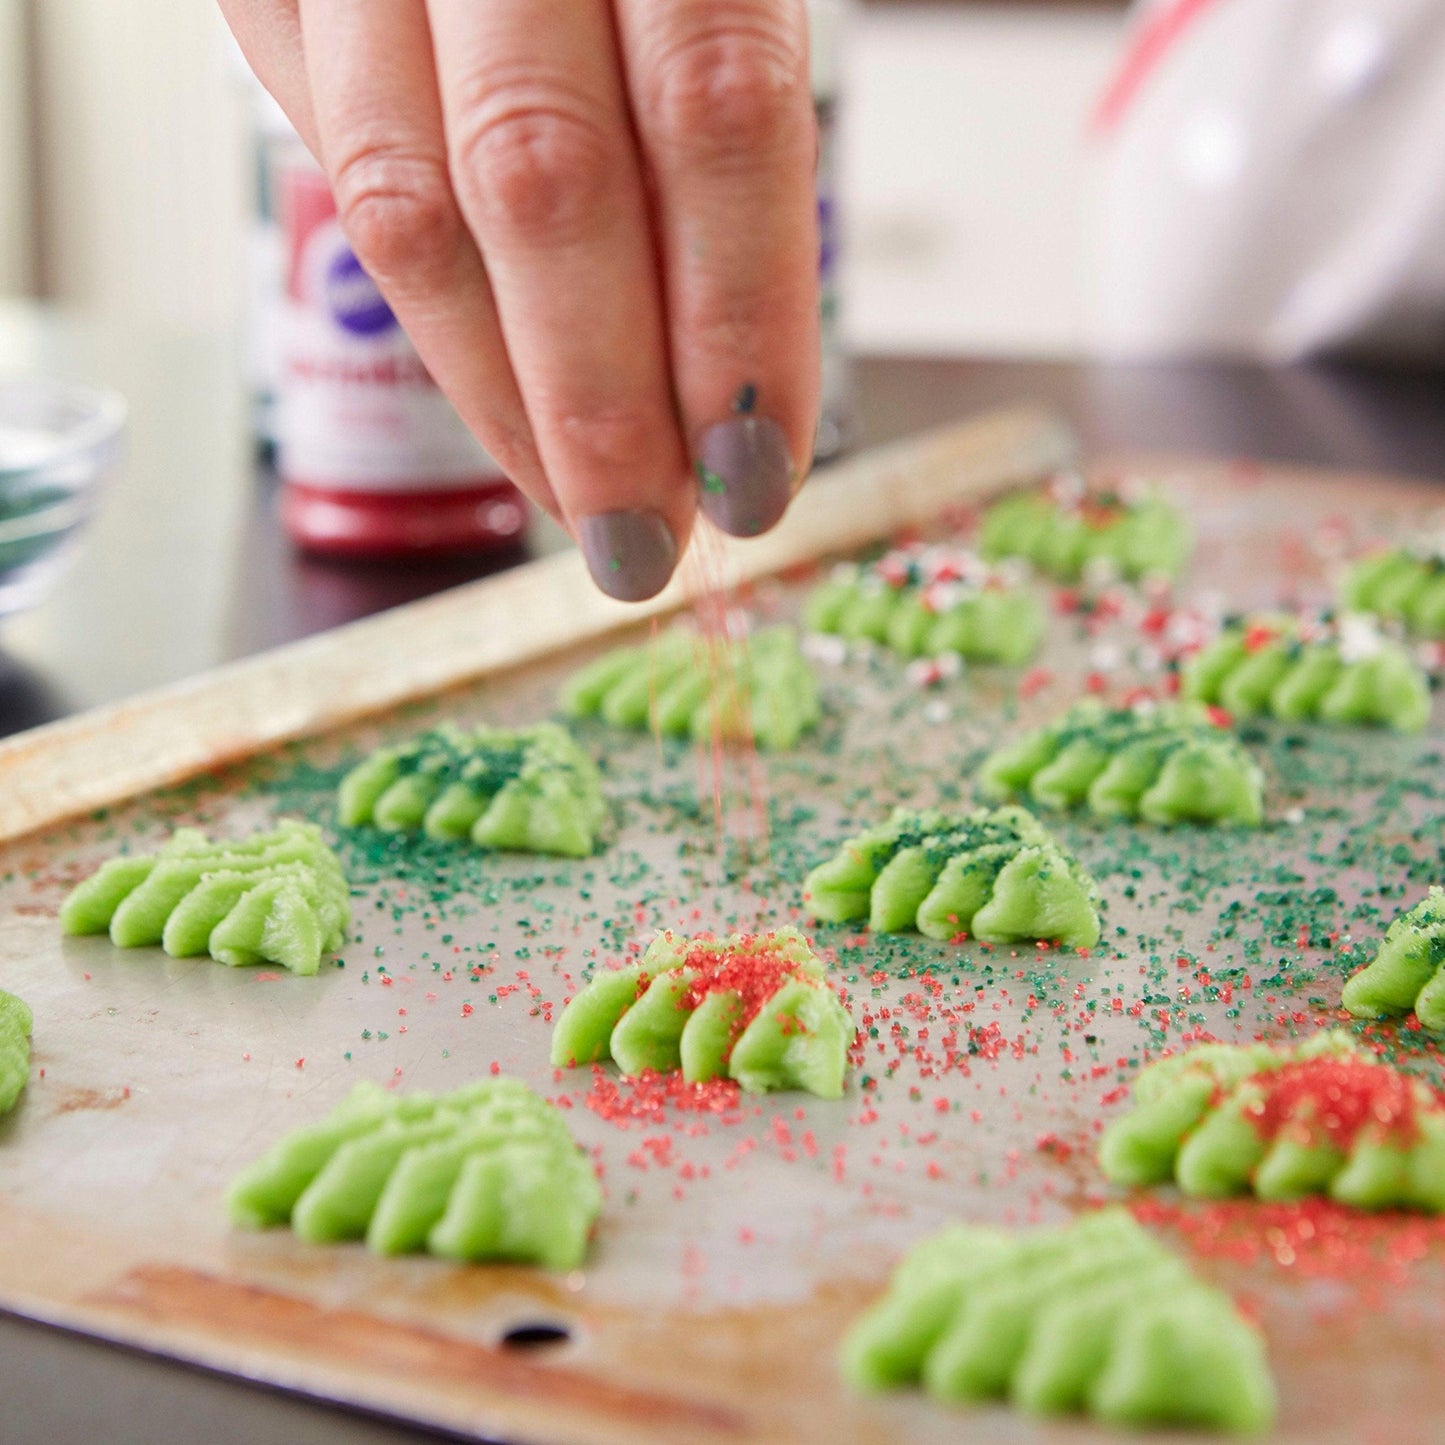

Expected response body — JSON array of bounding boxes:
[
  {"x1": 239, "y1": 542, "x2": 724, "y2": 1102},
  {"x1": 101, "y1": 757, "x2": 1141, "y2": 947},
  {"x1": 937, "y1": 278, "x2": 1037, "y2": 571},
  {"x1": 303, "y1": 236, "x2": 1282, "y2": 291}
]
[
  {"x1": 60, "y1": 820, "x2": 350, "y2": 977},
  {"x1": 551, "y1": 927, "x2": 854, "y2": 1099},
  {"x1": 979, "y1": 474, "x2": 1192, "y2": 583},
  {"x1": 339, "y1": 721, "x2": 605, "y2": 858},
  {"x1": 803, "y1": 545, "x2": 1044, "y2": 665},
  {"x1": 1342, "y1": 888, "x2": 1445, "y2": 1032},
  {"x1": 1099, "y1": 1031, "x2": 1445, "y2": 1210},
  {"x1": 802, "y1": 805, "x2": 1100, "y2": 949},
  {"x1": 1340, "y1": 545, "x2": 1445, "y2": 638},
  {"x1": 0, "y1": 988, "x2": 32, "y2": 1115},
  {"x1": 840, "y1": 1207, "x2": 1274, "y2": 1435},
  {"x1": 227, "y1": 1077, "x2": 600, "y2": 1269},
  {"x1": 1182, "y1": 613, "x2": 1430, "y2": 732},
  {"x1": 979, "y1": 700, "x2": 1265, "y2": 827},
  {"x1": 561, "y1": 625, "x2": 820, "y2": 751}
]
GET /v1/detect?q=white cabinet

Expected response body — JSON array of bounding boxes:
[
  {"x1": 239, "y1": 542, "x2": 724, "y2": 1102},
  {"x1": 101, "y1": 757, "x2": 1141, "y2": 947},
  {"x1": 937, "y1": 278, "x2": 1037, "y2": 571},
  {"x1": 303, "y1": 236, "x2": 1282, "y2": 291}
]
[{"x1": 842, "y1": 3, "x2": 1126, "y2": 356}]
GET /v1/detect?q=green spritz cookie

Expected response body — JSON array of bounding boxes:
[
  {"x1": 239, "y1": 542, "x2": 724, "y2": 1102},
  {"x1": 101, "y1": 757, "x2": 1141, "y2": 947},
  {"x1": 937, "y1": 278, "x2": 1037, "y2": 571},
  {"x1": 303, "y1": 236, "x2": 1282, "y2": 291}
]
[
  {"x1": 840, "y1": 1206, "x2": 1274, "y2": 1435},
  {"x1": 551, "y1": 926, "x2": 853, "y2": 1099},
  {"x1": 59, "y1": 820, "x2": 349, "y2": 977},
  {"x1": 1342, "y1": 887, "x2": 1445, "y2": 1031},
  {"x1": 803, "y1": 545, "x2": 1044, "y2": 666},
  {"x1": 1340, "y1": 546, "x2": 1445, "y2": 638},
  {"x1": 1182, "y1": 613, "x2": 1431, "y2": 733},
  {"x1": 1098, "y1": 1031, "x2": 1445, "y2": 1210},
  {"x1": 338, "y1": 720, "x2": 605, "y2": 858},
  {"x1": 979, "y1": 475, "x2": 1192, "y2": 583},
  {"x1": 978, "y1": 700, "x2": 1265, "y2": 827},
  {"x1": 0, "y1": 988, "x2": 33, "y2": 1115},
  {"x1": 561, "y1": 625, "x2": 820, "y2": 751},
  {"x1": 802, "y1": 805, "x2": 1100, "y2": 949},
  {"x1": 227, "y1": 1077, "x2": 599, "y2": 1269}
]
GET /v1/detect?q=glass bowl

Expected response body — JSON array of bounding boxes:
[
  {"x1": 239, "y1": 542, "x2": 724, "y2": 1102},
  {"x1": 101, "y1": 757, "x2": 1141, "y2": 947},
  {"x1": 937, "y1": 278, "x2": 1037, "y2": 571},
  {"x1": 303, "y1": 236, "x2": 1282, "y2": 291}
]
[{"x1": 0, "y1": 375, "x2": 126, "y2": 617}]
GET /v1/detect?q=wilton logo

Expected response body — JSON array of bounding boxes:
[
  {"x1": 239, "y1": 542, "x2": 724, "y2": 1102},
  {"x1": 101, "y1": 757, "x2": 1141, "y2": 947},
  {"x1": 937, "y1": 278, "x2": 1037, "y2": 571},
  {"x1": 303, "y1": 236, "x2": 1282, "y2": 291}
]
[{"x1": 324, "y1": 247, "x2": 396, "y2": 337}]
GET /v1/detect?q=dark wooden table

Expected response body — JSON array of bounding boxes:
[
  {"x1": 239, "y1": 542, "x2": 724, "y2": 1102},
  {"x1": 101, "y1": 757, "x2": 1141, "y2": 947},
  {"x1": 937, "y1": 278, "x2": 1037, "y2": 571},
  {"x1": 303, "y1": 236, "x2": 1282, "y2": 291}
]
[{"x1": 1, "y1": 321, "x2": 1443, "y2": 1443}]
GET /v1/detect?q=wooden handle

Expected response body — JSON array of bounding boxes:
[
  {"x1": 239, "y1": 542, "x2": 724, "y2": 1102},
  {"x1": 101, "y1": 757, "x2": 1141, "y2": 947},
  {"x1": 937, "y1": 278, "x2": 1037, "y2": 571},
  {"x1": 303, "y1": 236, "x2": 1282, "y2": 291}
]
[{"x1": 0, "y1": 405, "x2": 1075, "y2": 843}]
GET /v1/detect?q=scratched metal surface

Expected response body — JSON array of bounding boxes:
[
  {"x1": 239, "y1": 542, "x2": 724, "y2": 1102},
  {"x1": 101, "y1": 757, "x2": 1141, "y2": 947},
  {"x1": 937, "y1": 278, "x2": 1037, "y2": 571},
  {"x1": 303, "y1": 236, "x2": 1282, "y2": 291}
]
[{"x1": 1, "y1": 456, "x2": 1443, "y2": 1445}]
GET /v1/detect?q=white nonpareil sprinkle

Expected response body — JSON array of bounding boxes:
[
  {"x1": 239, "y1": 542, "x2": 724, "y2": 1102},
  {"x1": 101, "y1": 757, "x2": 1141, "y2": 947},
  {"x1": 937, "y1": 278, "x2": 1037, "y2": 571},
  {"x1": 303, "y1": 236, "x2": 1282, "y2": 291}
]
[
  {"x1": 1283, "y1": 806, "x2": 1305, "y2": 826},
  {"x1": 1047, "y1": 470, "x2": 1088, "y2": 508},
  {"x1": 995, "y1": 557, "x2": 1032, "y2": 588},
  {"x1": 1336, "y1": 611, "x2": 1386, "y2": 663},
  {"x1": 922, "y1": 700, "x2": 951, "y2": 725},
  {"x1": 1088, "y1": 640, "x2": 1125, "y2": 674},
  {"x1": 801, "y1": 633, "x2": 849, "y2": 667}
]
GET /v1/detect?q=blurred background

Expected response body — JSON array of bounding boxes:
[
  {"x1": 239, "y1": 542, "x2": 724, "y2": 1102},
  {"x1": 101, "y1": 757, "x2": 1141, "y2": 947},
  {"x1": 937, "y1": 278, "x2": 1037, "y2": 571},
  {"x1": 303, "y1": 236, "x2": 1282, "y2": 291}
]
[
  {"x1": 2, "y1": 0, "x2": 1444, "y2": 737},
  {"x1": 0, "y1": 0, "x2": 1127, "y2": 349},
  {"x1": 0, "y1": 1, "x2": 1123, "y2": 351}
]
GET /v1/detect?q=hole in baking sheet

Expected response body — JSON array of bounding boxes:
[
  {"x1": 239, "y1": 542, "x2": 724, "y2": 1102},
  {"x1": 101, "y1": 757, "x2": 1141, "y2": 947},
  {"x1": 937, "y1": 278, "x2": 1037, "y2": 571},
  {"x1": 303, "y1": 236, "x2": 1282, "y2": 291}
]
[{"x1": 499, "y1": 1320, "x2": 572, "y2": 1350}]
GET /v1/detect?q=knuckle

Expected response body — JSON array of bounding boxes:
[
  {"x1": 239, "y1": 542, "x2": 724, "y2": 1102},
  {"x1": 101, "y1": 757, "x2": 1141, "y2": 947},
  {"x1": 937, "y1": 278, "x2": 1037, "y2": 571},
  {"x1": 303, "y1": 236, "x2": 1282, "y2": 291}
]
[
  {"x1": 450, "y1": 80, "x2": 616, "y2": 245},
  {"x1": 331, "y1": 147, "x2": 461, "y2": 287},
  {"x1": 686, "y1": 284, "x2": 778, "y2": 361},
  {"x1": 551, "y1": 403, "x2": 663, "y2": 473},
  {"x1": 644, "y1": 21, "x2": 807, "y2": 164}
]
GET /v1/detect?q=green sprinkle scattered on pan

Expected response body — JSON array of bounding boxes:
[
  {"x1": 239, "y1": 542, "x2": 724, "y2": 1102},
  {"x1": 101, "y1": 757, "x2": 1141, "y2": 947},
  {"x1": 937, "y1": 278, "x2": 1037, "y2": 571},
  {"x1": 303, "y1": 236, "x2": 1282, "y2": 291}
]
[
  {"x1": 802, "y1": 546, "x2": 1044, "y2": 666},
  {"x1": 1098, "y1": 1030, "x2": 1445, "y2": 1211},
  {"x1": 1182, "y1": 612, "x2": 1431, "y2": 733},
  {"x1": 338, "y1": 720, "x2": 605, "y2": 858},
  {"x1": 840, "y1": 1207, "x2": 1274, "y2": 1435},
  {"x1": 227, "y1": 1077, "x2": 599, "y2": 1270},
  {"x1": 551, "y1": 926, "x2": 853, "y2": 1099},
  {"x1": 978, "y1": 700, "x2": 1265, "y2": 827},
  {"x1": 1343, "y1": 887, "x2": 1445, "y2": 1032},
  {"x1": 59, "y1": 820, "x2": 349, "y2": 976},
  {"x1": 802, "y1": 805, "x2": 1100, "y2": 949},
  {"x1": 561, "y1": 625, "x2": 820, "y2": 752},
  {"x1": 0, "y1": 988, "x2": 33, "y2": 1115}
]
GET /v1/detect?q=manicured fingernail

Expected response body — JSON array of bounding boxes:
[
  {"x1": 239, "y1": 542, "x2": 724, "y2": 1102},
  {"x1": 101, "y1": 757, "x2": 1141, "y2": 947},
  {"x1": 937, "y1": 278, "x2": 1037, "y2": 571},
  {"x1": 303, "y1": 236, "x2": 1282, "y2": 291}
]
[
  {"x1": 577, "y1": 509, "x2": 678, "y2": 601},
  {"x1": 695, "y1": 414, "x2": 794, "y2": 538}
]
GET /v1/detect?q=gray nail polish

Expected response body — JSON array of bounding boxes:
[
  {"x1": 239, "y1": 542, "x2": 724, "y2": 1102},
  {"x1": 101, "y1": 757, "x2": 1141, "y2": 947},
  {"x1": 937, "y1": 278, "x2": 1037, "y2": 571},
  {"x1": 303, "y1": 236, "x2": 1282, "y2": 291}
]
[
  {"x1": 578, "y1": 509, "x2": 678, "y2": 602},
  {"x1": 695, "y1": 414, "x2": 795, "y2": 538}
]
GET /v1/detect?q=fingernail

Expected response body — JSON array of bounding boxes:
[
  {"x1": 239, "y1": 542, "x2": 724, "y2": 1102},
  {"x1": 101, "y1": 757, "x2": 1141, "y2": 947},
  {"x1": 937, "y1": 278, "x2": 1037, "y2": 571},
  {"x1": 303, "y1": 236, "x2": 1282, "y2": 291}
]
[
  {"x1": 695, "y1": 415, "x2": 795, "y2": 538},
  {"x1": 577, "y1": 509, "x2": 678, "y2": 602}
]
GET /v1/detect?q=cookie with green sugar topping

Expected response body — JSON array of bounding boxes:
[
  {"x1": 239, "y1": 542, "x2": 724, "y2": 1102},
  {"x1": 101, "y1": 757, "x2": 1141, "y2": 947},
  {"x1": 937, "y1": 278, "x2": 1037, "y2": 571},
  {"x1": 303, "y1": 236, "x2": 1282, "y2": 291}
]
[
  {"x1": 59, "y1": 820, "x2": 349, "y2": 976},
  {"x1": 1340, "y1": 545, "x2": 1445, "y2": 637},
  {"x1": 338, "y1": 720, "x2": 604, "y2": 858},
  {"x1": 802, "y1": 805, "x2": 1100, "y2": 949},
  {"x1": 1343, "y1": 887, "x2": 1445, "y2": 1031},
  {"x1": 803, "y1": 545, "x2": 1044, "y2": 666},
  {"x1": 0, "y1": 988, "x2": 33, "y2": 1115},
  {"x1": 840, "y1": 1207, "x2": 1274, "y2": 1434},
  {"x1": 979, "y1": 700, "x2": 1265, "y2": 827},
  {"x1": 978, "y1": 473, "x2": 1192, "y2": 583},
  {"x1": 1099, "y1": 1031, "x2": 1445, "y2": 1210},
  {"x1": 227, "y1": 1077, "x2": 599, "y2": 1269},
  {"x1": 1182, "y1": 612, "x2": 1431, "y2": 732},
  {"x1": 561, "y1": 625, "x2": 820, "y2": 751},
  {"x1": 551, "y1": 926, "x2": 853, "y2": 1099}
]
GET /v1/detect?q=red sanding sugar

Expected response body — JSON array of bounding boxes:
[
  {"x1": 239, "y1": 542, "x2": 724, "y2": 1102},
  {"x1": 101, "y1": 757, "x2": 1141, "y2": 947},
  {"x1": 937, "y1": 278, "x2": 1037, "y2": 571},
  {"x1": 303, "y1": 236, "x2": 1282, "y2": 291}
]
[
  {"x1": 1247, "y1": 1058, "x2": 1430, "y2": 1150},
  {"x1": 1131, "y1": 1195, "x2": 1445, "y2": 1291},
  {"x1": 584, "y1": 1064, "x2": 746, "y2": 1128},
  {"x1": 679, "y1": 933, "x2": 820, "y2": 1028}
]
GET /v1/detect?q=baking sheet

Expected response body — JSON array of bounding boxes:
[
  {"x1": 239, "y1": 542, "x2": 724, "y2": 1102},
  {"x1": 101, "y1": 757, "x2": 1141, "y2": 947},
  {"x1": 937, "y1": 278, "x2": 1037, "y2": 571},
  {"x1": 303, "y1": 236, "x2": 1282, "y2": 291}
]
[{"x1": 2, "y1": 450, "x2": 1444, "y2": 1444}]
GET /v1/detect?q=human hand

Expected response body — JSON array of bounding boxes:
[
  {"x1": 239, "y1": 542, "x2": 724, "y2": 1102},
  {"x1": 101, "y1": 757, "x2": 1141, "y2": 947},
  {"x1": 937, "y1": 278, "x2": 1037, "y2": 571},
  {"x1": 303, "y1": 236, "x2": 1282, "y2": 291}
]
[{"x1": 222, "y1": 0, "x2": 821, "y2": 599}]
